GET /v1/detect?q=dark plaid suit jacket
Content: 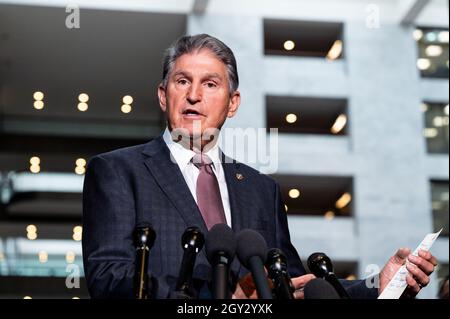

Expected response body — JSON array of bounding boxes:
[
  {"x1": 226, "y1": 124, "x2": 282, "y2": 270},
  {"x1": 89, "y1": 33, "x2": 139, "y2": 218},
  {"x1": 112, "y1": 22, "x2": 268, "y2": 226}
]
[{"x1": 82, "y1": 134, "x2": 378, "y2": 299}]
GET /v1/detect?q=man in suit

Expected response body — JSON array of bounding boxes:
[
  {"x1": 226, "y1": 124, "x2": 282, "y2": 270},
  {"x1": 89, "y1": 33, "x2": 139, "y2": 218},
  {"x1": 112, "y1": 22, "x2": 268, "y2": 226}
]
[{"x1": 82, "y1": 34, "x2": 437, "y2": 299}]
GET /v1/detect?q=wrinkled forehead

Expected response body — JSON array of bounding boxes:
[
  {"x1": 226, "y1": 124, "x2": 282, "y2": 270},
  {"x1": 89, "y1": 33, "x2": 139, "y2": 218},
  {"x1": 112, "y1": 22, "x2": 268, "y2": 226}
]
[{"x1": 170, "y1": 49, "x2": 228, "y2": 76}]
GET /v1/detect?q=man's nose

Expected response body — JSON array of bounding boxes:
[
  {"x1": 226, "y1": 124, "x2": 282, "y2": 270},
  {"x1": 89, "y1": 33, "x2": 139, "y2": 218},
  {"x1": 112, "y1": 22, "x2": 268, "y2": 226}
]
[{"x1": 187, "y1": 83, "x2": 202, "y2": 104}]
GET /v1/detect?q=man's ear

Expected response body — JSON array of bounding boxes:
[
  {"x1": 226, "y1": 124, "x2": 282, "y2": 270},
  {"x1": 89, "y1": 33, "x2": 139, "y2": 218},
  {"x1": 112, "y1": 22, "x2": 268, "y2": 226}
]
[
  {"x1": 227, "y1": 90, "x2": 241, "y2": 118},
  {"x1": 158, "y1": 84, "x2": 167, "y2": 112}
]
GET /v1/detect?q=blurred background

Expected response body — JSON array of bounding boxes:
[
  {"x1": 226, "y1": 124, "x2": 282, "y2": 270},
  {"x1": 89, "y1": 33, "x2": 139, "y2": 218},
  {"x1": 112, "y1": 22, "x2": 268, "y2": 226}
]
[{"x1": 0, "y1": 0, "x2": 448, "y2": 299}]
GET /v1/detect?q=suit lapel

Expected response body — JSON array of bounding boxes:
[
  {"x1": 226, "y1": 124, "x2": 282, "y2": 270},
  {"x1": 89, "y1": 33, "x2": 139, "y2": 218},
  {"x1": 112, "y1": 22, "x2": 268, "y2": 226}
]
[
  {"x1": 221, "y1": 153, "x2": 259, "y2": 278},
  {"x1": 221, "y1": 153, "x2": 254, "y2": 233},
  {"x1": 141, "y1": 136, "x2": 208, "y2": 235}
]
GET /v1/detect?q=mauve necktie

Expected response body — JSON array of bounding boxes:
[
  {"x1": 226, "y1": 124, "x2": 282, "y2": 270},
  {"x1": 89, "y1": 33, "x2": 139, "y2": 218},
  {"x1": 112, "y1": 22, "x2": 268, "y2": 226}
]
[{"x1": 192, "y1": 153, "x2": 226, "y2": 230}]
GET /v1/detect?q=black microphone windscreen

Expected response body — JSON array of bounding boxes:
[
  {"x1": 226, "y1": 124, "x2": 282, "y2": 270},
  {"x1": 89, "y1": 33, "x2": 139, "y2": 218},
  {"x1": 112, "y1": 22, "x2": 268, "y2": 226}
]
[
  {"x1": 236, "y1": 229, "x2": 267, "y2": 268},
  {"x1": 304, "y1": 278, "x2": 340, "y2": 299},
  {"x1": 133, "y1": 222, "x2": 156, "y2": 248},
  {"x1": 307, "y1": 252, "x2": 333, "y2": 277},
  {"x1": 205, "y1": 223, "x2": 236, "y2": 262},
  {"x1": 181, "y1": 226, "x2": 205, "y2": 251}
]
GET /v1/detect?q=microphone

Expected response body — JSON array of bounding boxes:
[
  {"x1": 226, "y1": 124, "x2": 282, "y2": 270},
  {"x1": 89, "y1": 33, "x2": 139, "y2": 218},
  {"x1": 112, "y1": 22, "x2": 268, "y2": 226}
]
[
  {"x1": 265, "y1": 248, "x2": 295, "y2": 299},
  {"x1": 307, "y1": 252, "x2": 350, "y2": 299},
  {"x1": 236, "y1": 229, "x2": 273, "y2": 299},
  {"x1": 174, "y1": 226, "x2": 205, "y2": 299},
  {"x1": 304, "y1": 278, "x2": 340, "y2": 299},
  {"x1": 205, "y1": 223, "x2": 236, "y2": 299},
  {"x1": 133, "y1": 222, "x2": 156, "y2": 299}
]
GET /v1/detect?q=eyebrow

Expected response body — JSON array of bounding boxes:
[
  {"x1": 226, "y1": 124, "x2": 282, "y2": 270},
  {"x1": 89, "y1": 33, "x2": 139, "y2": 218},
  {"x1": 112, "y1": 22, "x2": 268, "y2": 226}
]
[
  {"x1": 171, "y1": 70, "x2": 223, "y2": 81},
  {"x1": 203, "y1": 73, "x2": 223, "y2": 80},
  {"x1": 172, "y1": 70, "x2": 190, "y2": 78}
]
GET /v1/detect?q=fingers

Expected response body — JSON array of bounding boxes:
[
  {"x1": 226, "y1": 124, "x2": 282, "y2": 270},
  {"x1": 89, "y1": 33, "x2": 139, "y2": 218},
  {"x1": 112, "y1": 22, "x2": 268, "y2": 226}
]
[
  {"x1": 406, "y1": 274, "x2": 421, "y2": 295},
  {"x1": 408, "y1": 254, "x2": 435, "y2": 275},
  {"x1": 291, "y1": 274, "x2": 316, "y2": 290},
  {"x1": 232, "y1": 283, "x2": 249, "y2": 299},
  {"x1": 392, "y1": 248, "x2": 411, "y2": 265},
  {"x1": 418, "y1": 250, "x2": 438, "y2": 267},
  {"x1": 293, "y1": 290, "x2": 304, "y2": 299},
  {"x1": 406, "y1": 262, "x2": 430, "y2": 288},
  {"x1": 292, "y1": 274, "x2": 316, "y2": 300}
]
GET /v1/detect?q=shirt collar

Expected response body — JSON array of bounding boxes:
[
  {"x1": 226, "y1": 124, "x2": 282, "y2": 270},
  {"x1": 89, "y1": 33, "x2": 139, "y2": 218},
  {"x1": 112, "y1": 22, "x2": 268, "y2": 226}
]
[{"x1": 162, "y1": 127, "x2": 222, "y2": 171}]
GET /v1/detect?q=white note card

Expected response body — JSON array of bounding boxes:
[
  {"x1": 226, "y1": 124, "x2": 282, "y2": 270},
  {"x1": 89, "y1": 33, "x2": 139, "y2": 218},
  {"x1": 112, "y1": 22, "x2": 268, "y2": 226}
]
[{"x1": 378, "y1": 228, "x2": 442, "y2": 299}]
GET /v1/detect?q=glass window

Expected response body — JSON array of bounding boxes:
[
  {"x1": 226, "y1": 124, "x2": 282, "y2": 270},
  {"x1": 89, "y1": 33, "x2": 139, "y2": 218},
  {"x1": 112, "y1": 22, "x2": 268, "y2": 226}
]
[
  {"x1": 413, "y1": 27, "x2": 449, "y2": 79},
  {"x1": 264, "y1": 19, "x2": 344, "y2": 60},
  {"x1": 271, "y1": 175, "x2": 353, "y2": 218},
  {"x1": 266, "y1": 96, "x2": 348, "y2": 135},
  {"x1": 422, "y1": 102, "x2": 449, "y2": 154},
  {"x1": 431, "y1": 180, "x2": 449, "y2": 237}
]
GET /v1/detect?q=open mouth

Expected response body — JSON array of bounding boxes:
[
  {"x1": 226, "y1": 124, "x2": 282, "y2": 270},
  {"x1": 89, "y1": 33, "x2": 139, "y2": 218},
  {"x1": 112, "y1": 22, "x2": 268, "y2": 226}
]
[{"x1": 182, "y1": 108, "x2": 203, "y2": 117}]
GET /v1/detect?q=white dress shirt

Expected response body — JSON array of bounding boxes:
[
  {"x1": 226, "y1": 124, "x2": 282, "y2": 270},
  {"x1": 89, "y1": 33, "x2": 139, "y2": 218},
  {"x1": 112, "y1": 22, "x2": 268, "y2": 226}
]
[{"x1": 162, "y1": 128, "x2": 232, "y2": 227}]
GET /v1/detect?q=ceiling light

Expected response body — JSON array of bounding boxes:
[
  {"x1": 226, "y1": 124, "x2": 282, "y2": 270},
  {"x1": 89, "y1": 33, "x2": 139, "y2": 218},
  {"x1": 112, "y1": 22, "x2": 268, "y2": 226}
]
[
  {"x1": 331, "y1": 114, "x2": 347, "y2": 134},
  {"x1": 75, "y1": 166, "x2": 85, "y2": 175},
  {"x1": 73, "y1": 226, "x2": 82, "y2": 234},
  {"x1": 33, "y1": 100, "x2": 44, "y2": 110},
  {"x1": 285, "y1": 113, "x2": 297, "y2": 124},
  {"x1": 30, "y1": 165, "x2": 40, "y2": 174},
  {"x1": 412, "y1": 29, "x2": 423, "y2": 41},
  {"x1": 417, "y1": 58, "x2": 431, "y2": 70},
  {"x1": 33, "y1": 91, "x2": 44, "y2": 101},
  {"x1": 121, "y1": 104, "x2": 132, "y2": 114},
  {"x1": 73, "y1": 233, "x2": 82, "y2": 241},
  {"x1": 75, "y1": 158, "x2": 86, "y2": 167},
  {"x1": 78, "y1": 93, "x2": 89, "y2": 103},
  {"x1": 288, "y1": 188, "x2": 301, "y2": 199},
  {"x1": 26, "y1": 224, "x2": 37, "y2": 233},
  {"x1": 433, "y1": 116, "x2": 444, "y2": 127},
  {"x1": 438, "y1": 31, "x2": 449, "y2": 43},
  {"x1": 122, "y1": 95, "x2": 133, "y2": 105},
  {"x1": 425, "y1": 45, "x2": 443, "y2": 57},
  {"x1": 77, "y1": 102, "x2": 88, "y2": 112},
  {"x1": 423, "y1": 128, "x2": 438, "y2": 138},
  {"x1": 283, "y1": 40, "x2": 295, "y2": 51},
  {"x1": 324, "y1": 211, "x2": 335, "y2": 220},
  {"x1": 73, "y1": 226, "x2": 83, "y2": 241},
  {"x1": 326, "y1": 40, "x2": 343, "y2": 60},
  {"x1": 420, "y1": 103, "x2": 429, "y2": 112},
  {"x1": 335, "y1": 192, "x2": 352, "y2": 209},
  {"x1": 29, "y1": 156, "x2": 40, "y2": 165},
  {"x1": 27, "y1": 232, "x2": 37, "y2": 240}
]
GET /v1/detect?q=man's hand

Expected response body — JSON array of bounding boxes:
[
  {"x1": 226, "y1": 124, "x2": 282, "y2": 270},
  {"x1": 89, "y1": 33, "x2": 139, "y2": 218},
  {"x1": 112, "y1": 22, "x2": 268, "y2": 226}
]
[
  {"x1": 380, "y1": 248, "x2": 437, "y2": 298},
  {"x1": 233, "y1": 273, "x2": 316, "y2": 299},
  {"x1": 291, "y1": 274, "x2": 316, "y2": 299}
]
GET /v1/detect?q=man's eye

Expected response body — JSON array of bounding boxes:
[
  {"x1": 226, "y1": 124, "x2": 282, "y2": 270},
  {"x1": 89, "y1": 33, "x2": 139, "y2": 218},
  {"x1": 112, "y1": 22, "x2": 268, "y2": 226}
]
[
  {"x1": 177, "y1": 79, "x2": 188, "y2": 85},
  {"x1": 205, "y1": 82, "x2": 217, "y2": 88}
]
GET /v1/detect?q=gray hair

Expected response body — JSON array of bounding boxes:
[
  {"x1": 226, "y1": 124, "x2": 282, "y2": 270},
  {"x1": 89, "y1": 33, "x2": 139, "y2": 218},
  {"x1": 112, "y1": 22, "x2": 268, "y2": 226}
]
[{"x1": 161, "y1": 34, "x2": 239, "y2": 94}]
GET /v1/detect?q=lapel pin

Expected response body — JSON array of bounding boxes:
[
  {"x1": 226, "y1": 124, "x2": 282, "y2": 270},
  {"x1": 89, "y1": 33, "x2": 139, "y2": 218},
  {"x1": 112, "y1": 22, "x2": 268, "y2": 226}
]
[{"x1": 236, "y1": 173, "x2": 244, "y2": 181}]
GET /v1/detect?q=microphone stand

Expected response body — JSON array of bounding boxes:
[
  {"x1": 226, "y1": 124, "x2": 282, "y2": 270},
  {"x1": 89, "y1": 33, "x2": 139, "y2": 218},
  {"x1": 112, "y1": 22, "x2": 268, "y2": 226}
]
[{"x1": 133, "y1": 224, "x2": 156, "y2": 299}]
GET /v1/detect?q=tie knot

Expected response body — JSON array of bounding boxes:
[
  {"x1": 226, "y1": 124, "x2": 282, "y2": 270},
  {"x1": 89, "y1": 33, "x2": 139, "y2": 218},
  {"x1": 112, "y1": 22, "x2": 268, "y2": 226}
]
[{"x1": 192, "y1": 153, "x2": 213, "y2": 168}]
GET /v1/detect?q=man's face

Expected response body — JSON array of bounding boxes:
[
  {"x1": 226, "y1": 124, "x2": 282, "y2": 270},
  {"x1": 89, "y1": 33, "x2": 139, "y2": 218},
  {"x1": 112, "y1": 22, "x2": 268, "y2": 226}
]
[{"x1": 158, "y1": 49, "x2": 240, "y2": 143}]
